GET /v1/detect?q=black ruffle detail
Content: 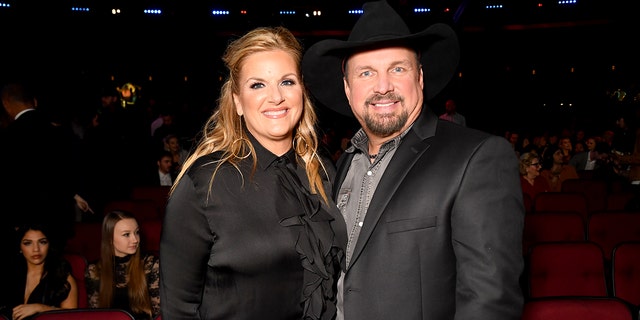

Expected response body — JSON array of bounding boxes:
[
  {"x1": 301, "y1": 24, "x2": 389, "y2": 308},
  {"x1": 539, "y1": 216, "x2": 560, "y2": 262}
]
[{"x1": 275, "y1": 156, "x2": 342, "y2": 320}]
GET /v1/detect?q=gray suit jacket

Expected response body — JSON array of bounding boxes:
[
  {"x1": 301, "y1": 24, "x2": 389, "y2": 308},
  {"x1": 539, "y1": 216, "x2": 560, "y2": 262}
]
[{"x1": 334, "y1": 109, "x2": 525, "y2": 320}]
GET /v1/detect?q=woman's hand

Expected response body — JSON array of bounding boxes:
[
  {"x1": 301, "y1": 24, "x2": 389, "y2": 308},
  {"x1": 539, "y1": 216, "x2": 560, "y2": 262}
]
[{"x1": 12, "y1": 303, "x2": 47, "y2": 320}]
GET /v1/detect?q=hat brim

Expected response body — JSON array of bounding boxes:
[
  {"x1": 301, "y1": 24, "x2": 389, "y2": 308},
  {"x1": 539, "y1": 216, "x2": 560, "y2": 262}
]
[{"x1": 302, "y1": 23, "x2": 459, "y2": 117}]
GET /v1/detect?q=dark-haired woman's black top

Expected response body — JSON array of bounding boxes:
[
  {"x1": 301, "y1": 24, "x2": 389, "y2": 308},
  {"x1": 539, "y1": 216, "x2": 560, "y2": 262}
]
[{"x1": 0, "y1": 257, "x2": 72, "y2": 320}]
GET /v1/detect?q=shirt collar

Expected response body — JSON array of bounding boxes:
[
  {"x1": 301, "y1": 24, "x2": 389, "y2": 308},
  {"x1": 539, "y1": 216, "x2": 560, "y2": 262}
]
[
  {"x1": 14, "y1": 108, "x2": 35, "y2": 120},
  {"x1": 247, "y1": 131, "x2": 297, "y2": 171},
  {"x1": 346, "y1": 125, "x2": 412, "y2": 158}
]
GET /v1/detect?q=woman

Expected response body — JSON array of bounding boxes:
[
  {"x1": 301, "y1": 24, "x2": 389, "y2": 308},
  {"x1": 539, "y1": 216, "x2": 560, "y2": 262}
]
[
  {"x1": 540, "y1": 146, "x2": 579, "y2": 192},
  {"x1": 519, "y1": 152, "x2": 550, "y2": 207},
  {"x1": 85, "y1": 211, "x2": 160, "y2": 320},
  {"x1": 159, "y1": 26, "x2": 346, "y2": 319},
  {"x1": 1, "y1": 223, "x2": 78, "y2": 320}
]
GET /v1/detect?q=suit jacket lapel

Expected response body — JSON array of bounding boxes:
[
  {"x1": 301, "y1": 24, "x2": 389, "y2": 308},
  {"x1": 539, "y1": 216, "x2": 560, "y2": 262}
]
[{"x1": 347, "y1": 109, "x2": 438, "y2": 270}]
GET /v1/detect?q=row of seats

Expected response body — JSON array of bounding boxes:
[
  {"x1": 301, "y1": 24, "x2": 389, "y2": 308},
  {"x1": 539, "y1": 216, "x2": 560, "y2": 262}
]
[
  {"x1": 523, "y1": 241, "x2": 640, "y2": 319},
  {"x1": 104, "y1": 185, "x2": 171, "y2": 222},
  {"x1": 522, "y1": 177, "x2": 637, "y2": 215},
  {"x1": 0, "y1": 308, "x2": 162, "y2": 320},
  {"x1": 524, "y1": 190, "x2": 637, "y2": 218},
  {"x1": 522, "y1": 297, "x2": 636, "y2": 320},
  {"x1": 523, "y1": 211, "x2": 640, "y2": 260}
]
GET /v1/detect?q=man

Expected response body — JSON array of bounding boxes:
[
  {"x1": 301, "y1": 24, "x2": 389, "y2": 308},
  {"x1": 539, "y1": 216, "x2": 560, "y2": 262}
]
[
  {"x1": 302, "y1": 1, "x2": 525, "y2": 319},
  {"x1": 0, "y1": 82, "x2": 78, "y2": 235},
  {"x1": 148, "y1": 150, "x2": 175, "y2": 186},
  {"x1": 439, "y1": 98, "x2": 467, "y2": 127},
  {"x1": 569, "y1": 136, "x2": 600, "y2": 171}
]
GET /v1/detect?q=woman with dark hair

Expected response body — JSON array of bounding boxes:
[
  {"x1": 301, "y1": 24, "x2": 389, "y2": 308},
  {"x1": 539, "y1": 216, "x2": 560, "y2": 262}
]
[
  {"x1": 85, "y1": 211, "x2": 160, "y2": 320},
  {"x1": 1, "y1": 223, "x2": 78, "y2": 320}
]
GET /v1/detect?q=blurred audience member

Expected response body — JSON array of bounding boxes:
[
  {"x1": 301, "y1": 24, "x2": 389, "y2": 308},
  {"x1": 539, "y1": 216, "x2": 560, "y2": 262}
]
[
  {"x1": 438, "y1": 99, "x2": 466, "y2": 127},
  {"x1": 569, "y1": 136, "x2": 600, "y2": 171},
  {"x1": 163, "y1": 134, "x2": 189, "y2": 174},
  {"x1": 558, "y1": 137, "x2": 574, "y2": 164},
  {"x1": 540, "y1": 146, "x2": 579, "y2": 192},
  {"x1": 519, "y1": 152, "x2": 549, "y2": 202},
  {"x1": 611, "y1": 112, "x2": 635, "y2": 155},
  {"x1": 140, "y1": 150, "x2": 175, "y2": 187}
]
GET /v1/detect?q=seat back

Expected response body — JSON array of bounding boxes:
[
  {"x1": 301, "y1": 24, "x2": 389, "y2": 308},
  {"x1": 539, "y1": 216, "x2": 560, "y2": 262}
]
[
  {"x1": 612, "y1": 241, "x2": 640, "y2": 307},
  {"x1": 587, "y1": 211, "x2": 640, "y2": 260},
  {"x1": 63, "y1": 253, "x2": 88, "y2": 308},
  {"x1": 130, "y1": 185, "x2": 171, "y2": 217},
  {"x1": 561, "y1": 178, "x2": 608, "y2": 213},
  {"x1": 522, "y1": 297, "x2": 633, "y2": 320},
  {"x1": 140, "y1": 219, "x2": 162, "y2": 256},
  {"x1": 64, "y1": 222, "x2": 102, "y2": 263},
  {"x1": 528, "y1": 241, "x2": 607, "y2": 298},
  {"x1": 523, "y1": 211, "x2": 586, "y2": 256},
  {"x1": 533, "y1": 192, "x2": 589, "y2": 221},
  {"x1": 104, "y1": 199, "x2": 162, "y2": 222},
  {"x1": 31, "y1": 308, "x2": 135, "y2": 320},
  {"x1": 522, "y1": 192, "x2": 534, "y2": 214},
  {"x1": 605, "y1": 192, "x2": 636, "y2": 212}
]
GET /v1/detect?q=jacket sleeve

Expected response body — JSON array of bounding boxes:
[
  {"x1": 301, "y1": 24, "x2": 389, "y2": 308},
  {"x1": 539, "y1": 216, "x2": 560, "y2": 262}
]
[
  {"x1": 160, "y1": 174, "x2": 212, "y2": 320},
  {"x1": 452, "y1": 135, "x2": 525, "y2": 320}
]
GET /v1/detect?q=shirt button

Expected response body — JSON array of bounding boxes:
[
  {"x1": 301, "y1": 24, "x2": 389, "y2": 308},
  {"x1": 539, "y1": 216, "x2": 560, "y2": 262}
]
[
  {"x1": 367, "y1": 171, "x2": 373, "y2": 176},
  {"x1": 358, "y1": 221, "x2": 364, "y2": 227}
]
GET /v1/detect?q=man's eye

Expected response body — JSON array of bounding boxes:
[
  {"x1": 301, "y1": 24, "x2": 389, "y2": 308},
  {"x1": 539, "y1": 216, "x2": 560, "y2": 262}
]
[
  {"x1": 392, "y1": 67, "x2": 404, "y2": 73},
  {"x1": 360, "y1": 71, "x2": 372, "y2": 77}
]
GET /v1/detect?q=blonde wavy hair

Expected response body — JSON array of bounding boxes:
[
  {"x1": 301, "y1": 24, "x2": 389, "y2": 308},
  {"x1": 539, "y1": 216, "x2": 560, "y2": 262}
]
[{"x1": 171, "y1": 26, "x2": 330, "y2": 204}]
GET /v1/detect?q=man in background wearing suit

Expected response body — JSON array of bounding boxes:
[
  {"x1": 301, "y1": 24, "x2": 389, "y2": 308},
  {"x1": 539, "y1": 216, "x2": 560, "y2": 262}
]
[{"x1": 0, "y1": 82, "x2": 77, "y2": 251}]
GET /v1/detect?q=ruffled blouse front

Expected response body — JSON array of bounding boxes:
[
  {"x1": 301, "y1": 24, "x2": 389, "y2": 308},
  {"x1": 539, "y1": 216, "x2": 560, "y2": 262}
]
[{"x1": 274, "y1": 152, "x2": 344, "y2": 320}]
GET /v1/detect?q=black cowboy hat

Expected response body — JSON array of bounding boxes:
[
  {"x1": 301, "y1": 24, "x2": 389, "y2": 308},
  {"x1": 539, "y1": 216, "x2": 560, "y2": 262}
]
[{"x1": 302, "y1": 0, "x2": 460, "y2": 117}]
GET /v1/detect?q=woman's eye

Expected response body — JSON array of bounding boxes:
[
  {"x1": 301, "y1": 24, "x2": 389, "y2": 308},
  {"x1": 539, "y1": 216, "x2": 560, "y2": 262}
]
[
  {"x1": 282, "y1": 79, "x2": 296, "y2": 86},
  {"x1": 249, "y1": 82, "x2": 265, "y2": 89}
]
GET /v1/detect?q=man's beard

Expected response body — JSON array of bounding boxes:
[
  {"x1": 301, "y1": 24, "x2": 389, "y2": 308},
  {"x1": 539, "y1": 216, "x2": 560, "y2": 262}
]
[{"x1": 363, "y1": 94, "x2": 408, "y2": 137}]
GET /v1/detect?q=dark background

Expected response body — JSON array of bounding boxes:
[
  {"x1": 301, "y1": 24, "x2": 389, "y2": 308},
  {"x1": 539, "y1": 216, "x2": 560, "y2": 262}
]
[{"x1": 1, "y1": 0, "x2": 637, "y2": 135}]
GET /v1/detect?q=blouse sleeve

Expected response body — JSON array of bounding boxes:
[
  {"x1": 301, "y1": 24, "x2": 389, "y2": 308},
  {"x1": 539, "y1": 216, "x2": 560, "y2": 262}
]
[
  {"x1": 85, "y1": 263, "x2": 100, "y2": 308},
  {"x1": 144, "y1": 254, "x2": 161, "y2": 319},
  {"x1": 160, "y1": 171, "x2": 213, "y2": 319}
]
